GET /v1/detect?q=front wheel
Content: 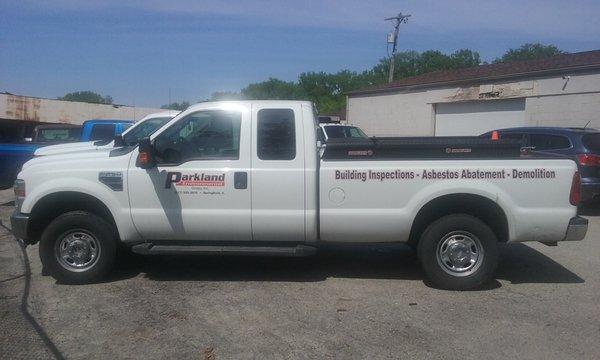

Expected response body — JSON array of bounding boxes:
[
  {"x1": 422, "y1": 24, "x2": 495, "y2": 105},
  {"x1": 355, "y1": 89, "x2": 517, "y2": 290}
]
[
  {"x1": 418, "y1": 214, "x2": 498, "y2": 290},
  {"x1": 39, "y1": 211, "x2": 117, "y2": 284}
]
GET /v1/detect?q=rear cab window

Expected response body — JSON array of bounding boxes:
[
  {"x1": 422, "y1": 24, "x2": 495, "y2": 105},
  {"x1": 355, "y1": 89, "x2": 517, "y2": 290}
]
[{"x1": 257, "y1": 109, "x2": 296, "y2": 160}]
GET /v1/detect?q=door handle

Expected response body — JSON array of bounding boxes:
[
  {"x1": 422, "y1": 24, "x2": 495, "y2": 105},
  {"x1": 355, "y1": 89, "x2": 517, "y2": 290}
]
[{"x1": 234, "y1": 172, "x2": 247, "y2": 189}]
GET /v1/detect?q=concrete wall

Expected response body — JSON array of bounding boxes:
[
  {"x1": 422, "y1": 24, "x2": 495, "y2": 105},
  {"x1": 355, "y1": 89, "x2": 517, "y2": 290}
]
[
  {"x1": 0, "y1": 94, "x2": 164, "y2": 125},
  {"x1": 347, "y1": 70, "x2": 600, "y2": 136},
  {"x1": 347, "y1": 91, "x2": 434, "y2": 136}
]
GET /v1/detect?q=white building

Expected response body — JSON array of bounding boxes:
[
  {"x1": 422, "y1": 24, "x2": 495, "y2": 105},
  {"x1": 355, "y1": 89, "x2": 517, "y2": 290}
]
[
  {"x1": 347, "y1": 50, "x2": 600, "y2": 136},
  {"x1": 0, "y1": 92, "x2": 165, "y2": 142}
]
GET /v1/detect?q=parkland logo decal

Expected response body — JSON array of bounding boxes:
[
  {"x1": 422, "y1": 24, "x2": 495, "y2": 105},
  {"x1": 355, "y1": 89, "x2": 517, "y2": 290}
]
[{"x1": 165, "y1": 172, "x2": 226, "y2": 188}]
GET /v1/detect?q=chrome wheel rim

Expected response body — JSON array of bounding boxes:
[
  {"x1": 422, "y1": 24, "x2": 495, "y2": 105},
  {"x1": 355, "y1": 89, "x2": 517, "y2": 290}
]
[
  {"x1": 55, "y1": 230, "x2": 100, "y2": 272},
  {"x1": 436, "y1": 231, "x2": 483, "y2": 277}
]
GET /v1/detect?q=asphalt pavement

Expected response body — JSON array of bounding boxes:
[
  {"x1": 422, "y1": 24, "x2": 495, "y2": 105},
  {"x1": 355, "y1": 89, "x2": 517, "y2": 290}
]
[{"x1": 0, "y1": 188, "x2": 599, "y2": 359}]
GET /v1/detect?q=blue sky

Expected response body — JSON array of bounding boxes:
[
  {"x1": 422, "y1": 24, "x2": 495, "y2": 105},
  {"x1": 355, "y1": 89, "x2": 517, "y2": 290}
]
[{"x1": 1, "y1": 0, "x2": 600, "y2": 107}]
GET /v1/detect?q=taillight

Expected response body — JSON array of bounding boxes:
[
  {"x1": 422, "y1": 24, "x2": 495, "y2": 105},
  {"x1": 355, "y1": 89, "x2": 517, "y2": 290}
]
[
  {"x1": 576, "y1": 153, "x2": 600, "y2": 166},
  {"x1": 570, "y1": 172, "x2": 581, "y2": 206}
]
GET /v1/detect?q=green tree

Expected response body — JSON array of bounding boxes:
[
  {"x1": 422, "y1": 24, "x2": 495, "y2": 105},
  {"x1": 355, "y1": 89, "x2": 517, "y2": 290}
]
[
  {"x1": 370, "y1": 49, "x2": 481, "y2": 83},
  {"x1": 449, "y1": 49, "x2": 481, "y2": 68},
  {"x1": 494, "y1": 43, "x2": 566, "y2": 63},
  {"x1": 241, "y1": 78, "x2": 301, "y2": 100},
  {"x1": 58, "y1": 91, "x2": 113, "y2": 104},
  {"x1": 160, "y1": 101, "x2": 191, "y2": 111},
  {"x1": 210, "y1": 91, "x2": 242, "y2": 101}
]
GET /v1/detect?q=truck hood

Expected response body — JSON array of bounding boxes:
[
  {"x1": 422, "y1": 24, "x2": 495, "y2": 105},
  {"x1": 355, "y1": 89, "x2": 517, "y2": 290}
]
[
  {"x1": 33, "y1": 141, "x2": 110, "y2": 156},
  {"x1": 21, "y1": 147, "x2": 118, "y2": 171}
]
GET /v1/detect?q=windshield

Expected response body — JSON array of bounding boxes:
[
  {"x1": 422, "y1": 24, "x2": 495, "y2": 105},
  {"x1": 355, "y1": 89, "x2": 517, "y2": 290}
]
[
  {"x1": 35, "y1": 127, "x2": 82, "y2": 143},
  {"x1": 323, "y1": 126, "x2": 368, "y2": 139},
  {"x1": 122, "y1": 117, "x2": 172, "y2": 146}
]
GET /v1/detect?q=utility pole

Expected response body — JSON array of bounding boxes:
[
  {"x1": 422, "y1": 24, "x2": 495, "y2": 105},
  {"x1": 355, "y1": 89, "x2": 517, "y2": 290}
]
[{"x1": 385, "y1": 12, "x2": 411, "y2": 83}]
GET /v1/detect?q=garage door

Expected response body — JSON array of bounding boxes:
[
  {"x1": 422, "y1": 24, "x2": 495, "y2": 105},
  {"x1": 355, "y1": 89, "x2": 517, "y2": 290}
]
[{"x1": 435, "y1": 99, "x2": 526, "y2": 136}]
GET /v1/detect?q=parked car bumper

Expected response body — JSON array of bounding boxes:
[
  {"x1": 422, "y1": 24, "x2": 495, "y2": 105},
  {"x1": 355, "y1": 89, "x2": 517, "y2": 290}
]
[
  {"x1": 580, "y1": 181, "x2": 600, "y2": 202},
  {"x1": 563, "y1": 216, "x2": 588, "y2": 241}
]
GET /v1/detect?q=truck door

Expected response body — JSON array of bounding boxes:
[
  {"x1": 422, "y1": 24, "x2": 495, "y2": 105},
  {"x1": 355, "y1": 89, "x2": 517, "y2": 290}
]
[
  {"x1": 251, "y1": 106, "x2": 305, "y2": 241},
  {"x1": 127, "y1": 107, "x2": 252, "y2": 240}
]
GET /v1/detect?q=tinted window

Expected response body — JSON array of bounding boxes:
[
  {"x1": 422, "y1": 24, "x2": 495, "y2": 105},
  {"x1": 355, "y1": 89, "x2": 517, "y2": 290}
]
[
  {"x1": 89, "y1": 124, "x2": 116, "y2": 141},
  {"x1": 123, "y1": 117, "x2": 172, "y2": 146},
  {"x1": 582, "y1": 133, "x2": 600, "y2": 152},
  {"x1": 257, "y1": 109, "x2": 295, "y2": 160},
  {"x1": 154, "y1": 110, "x2": 241, "y2": 164},
  {"x1": 36, "y1": 128, "x2": 82, "y2": 143},
  {"x1": 500, "y1": 132, "x2": 528, "y2": 146},
  {"x1": 324, "y1": 126, "x2": 367, "y2": 139},
  {"x1": 529, "y1": 134, "x2": 571, "y2": 150}
]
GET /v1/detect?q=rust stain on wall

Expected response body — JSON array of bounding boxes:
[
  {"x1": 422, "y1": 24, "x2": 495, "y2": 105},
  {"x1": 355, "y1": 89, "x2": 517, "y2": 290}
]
[{"x1": 4, "y1": 95, "x2": 42, "y2": 121}]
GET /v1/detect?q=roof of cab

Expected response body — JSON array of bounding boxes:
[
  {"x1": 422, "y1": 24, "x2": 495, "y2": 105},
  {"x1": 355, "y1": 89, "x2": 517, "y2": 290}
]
[{"x1": 185, "y1": 100, "x2": 314, "y2": 112}]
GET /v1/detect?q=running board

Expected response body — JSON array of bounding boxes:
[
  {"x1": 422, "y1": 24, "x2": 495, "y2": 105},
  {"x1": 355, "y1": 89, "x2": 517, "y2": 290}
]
[{"x1": 131, "y1": 243, "x2": 317, "y2": 257}]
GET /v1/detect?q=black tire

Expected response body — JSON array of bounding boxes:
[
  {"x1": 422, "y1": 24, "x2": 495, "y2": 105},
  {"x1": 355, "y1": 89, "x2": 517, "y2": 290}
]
[
  {"x1": 39, "y1": 211, "x2": 117, "y2": 284},
  {"x1": 417, "y1": 214, "x2": 498, "y2": 290}
]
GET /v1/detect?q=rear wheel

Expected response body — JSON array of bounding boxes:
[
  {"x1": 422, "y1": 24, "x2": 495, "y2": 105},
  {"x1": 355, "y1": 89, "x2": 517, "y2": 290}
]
[
  {"x1": 418, "y1": 214, "x2": 498, "y2": 290},
  {"x1": 39, "y1": 211, "x2": 117, "y2": 284}
]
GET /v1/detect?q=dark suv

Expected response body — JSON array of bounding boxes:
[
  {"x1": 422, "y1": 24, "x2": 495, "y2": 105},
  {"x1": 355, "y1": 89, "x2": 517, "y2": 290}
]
[{"x1": 481, "y1": 127, "x2": 600, "y2": 203}]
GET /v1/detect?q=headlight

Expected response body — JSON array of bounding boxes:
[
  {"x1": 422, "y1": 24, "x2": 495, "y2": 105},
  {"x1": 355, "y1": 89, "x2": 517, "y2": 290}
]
[{"x1": 14, "y1": 179, "x2": 25, "y2": 212}]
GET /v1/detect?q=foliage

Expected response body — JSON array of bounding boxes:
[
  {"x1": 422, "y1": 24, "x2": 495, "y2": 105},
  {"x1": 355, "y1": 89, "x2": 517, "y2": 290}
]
[
  {"x1": 241, "y1": 78, "x2": 302, "y2": 100},
  {"x1": 493, "y1": 43, "x2": 566, "y2": 63},
  {"x1": 58, "y1": 91, "x2": 113, "y2": 104},
  {"x1": 160, "y1": 101, "x2": 191, "y2": 111},
  {"x1": 209, "y1": 91, "x2": 243, "y2": 101}
]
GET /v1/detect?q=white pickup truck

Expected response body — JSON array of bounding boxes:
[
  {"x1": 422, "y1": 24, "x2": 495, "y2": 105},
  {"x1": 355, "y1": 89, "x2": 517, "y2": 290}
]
[
  {"x1": 33, "y1": 111, "x2": 179, "y2": 157},
  {"x1": 9, "y1": 101, "x2": 587, "y2": 290}
]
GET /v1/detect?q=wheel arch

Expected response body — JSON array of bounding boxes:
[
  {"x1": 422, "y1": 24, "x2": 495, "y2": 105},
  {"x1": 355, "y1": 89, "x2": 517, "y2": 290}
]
[
  {"x1": 408, "y1": 193, "x2": 509, "y2": 245},
  {"x1": 27, "y1": 191, "x2": 118, "y2": 245}
]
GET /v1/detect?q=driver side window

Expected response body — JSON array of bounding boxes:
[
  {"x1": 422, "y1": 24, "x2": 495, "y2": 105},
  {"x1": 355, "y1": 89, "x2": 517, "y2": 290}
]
[{"x1": 153, "y1": 110, "x2": 241, "y2": 164}]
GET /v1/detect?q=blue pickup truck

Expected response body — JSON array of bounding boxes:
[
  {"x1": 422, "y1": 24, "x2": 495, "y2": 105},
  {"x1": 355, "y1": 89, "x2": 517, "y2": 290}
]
[{"x1": 0, "y1": 119, "x2": 133, "y2": 189}]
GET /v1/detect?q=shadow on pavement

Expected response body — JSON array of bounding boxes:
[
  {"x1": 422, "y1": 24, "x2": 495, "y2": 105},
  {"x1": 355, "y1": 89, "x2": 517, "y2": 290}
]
[
  {"x1": 100, "y1": 242, "x2": 583, "y2": 290},
  {"x1": 496, "y1": 243, "x2": 584, "y2": 284}
]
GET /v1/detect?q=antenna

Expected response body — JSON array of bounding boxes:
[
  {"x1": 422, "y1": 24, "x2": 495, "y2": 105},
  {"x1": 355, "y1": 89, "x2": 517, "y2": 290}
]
[
  {"x1": 385, "y1": 12, "x2": 411, "y2": 83},
  {"x1": 583, "y1": 120, "x2": 591, "y2": 129}
]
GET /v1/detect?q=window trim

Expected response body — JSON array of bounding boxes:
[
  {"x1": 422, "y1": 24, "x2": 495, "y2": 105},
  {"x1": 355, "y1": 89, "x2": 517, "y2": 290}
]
[
  {"x1": 256, "y1": 108, "x2": 297, "y2": 161},
  {"x1": 153, "y1": 109, "x2": 243, "y2": 166}
]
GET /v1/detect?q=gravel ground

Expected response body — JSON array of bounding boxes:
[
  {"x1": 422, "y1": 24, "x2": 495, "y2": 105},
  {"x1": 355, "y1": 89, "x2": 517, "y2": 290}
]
[{"x1": 0, "y1": 188, "x2": 599, "y2": 359}]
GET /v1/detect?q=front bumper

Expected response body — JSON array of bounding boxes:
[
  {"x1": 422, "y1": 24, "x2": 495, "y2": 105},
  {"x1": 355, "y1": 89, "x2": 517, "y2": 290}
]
[
  {"x1": 563, "y1": 216, "x2": 588, "y2": 241},
  {"x1": 9, "y1": 211, "x2": 30, "y2": 243}
]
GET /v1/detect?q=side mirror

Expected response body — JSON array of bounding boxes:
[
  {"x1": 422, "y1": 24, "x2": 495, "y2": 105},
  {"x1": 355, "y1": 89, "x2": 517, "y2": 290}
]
[
  {"x1": 316, "y1": 140, "x2": 324, "y2": 149},
  {"x1": 136, "y1": 137, "x2": 156, "y2": 169},
  {"x1": 113, "y1": 134, "x2": 125, "y2": 147}
]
